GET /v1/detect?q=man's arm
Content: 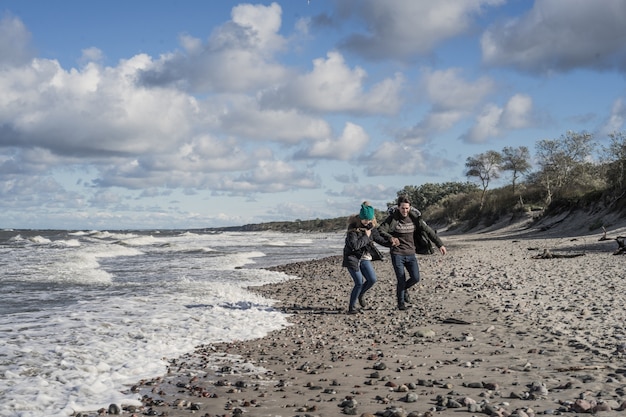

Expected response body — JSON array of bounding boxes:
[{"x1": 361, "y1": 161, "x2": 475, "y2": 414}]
[{"x1": 419, "y1": 218, "x2": 447, "y2": 254}]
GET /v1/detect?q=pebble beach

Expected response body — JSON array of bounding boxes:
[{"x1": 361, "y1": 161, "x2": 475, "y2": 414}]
[{"x1": 85, "y1": 214, "x2": 626, "y2": 417}]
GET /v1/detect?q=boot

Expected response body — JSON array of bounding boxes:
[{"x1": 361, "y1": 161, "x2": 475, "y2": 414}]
[{"x1": 404, "y1": 291, "x2": 412, "y2": 304}]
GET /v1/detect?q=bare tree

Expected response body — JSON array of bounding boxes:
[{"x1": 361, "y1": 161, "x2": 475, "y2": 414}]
[
  {"x1": 603, "y1": 131, "x2": 626, "y2": 191},
  {"x1": 535, "y1": 131, "x2": 594, "y2": 205},
  {"x1": 465, "y1": 150, "x2": 502, "y2": 210},
  {"x1": 501, "y1": 146, "x2": 531, "y2": 195}
]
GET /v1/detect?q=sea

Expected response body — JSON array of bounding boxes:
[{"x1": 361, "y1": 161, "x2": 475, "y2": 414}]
[{"x1": 0, "y1": 228, "x2": 345, "y2": 417}]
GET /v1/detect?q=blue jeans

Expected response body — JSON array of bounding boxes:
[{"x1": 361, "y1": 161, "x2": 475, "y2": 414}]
[
  {"x1": 391, "y1": 254, "x2": 420, "y2": 304},
  {"x1": 348, "y1": 260, "x2": 377, "y2": 309}
]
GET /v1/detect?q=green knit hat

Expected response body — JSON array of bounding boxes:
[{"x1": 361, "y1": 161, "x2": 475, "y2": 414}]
[{"x1": 359, "y1": 203, "x2": 375, "y2": 220}]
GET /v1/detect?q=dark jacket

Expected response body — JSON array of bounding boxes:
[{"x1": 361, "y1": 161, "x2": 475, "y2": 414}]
[
  {"x1": 342, "y1": 218, "x2": 393, "y2": 270},
  {"x1": 378, "y1": 207, "x2": 443, "y2": 254}
]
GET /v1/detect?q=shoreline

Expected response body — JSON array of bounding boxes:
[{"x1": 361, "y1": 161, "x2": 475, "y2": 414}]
[{"x1": 81, "y1": 224, "x2": 626, "y2": 417}]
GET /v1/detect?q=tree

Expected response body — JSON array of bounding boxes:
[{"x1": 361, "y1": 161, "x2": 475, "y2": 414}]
[
  {"x1": 603, "y1": 131, "x2": 626, "y2": 191},
  {"x1": 465, "y1": 150, "x2": 502, "y2": 210},
  {"x1": 535, "y1": 131, "x2": 595, "y2": 205},
  {"x1": 394, "y1": 182, "x2": 479, "y2": 210},
  {"x1": 501, "y1": 146, "x2": 531, "y2": 195}
]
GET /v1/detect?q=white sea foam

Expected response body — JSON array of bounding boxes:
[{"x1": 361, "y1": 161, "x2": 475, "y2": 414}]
[
  {"x1": 0, "y1": 230, "x2": 344, "y2": 417},
  {"x1": 28, "y1": 236, "x2": 51, "y2": 244}
]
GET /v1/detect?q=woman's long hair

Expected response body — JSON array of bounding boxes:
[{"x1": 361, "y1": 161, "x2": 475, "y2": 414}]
[{"x1": 346, "y1": 213, "x2": 378, "y2": 232}]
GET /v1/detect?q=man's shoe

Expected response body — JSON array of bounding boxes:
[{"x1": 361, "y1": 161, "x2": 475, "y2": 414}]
[
  {"x1": 348, "y1": 306, "x2": 359, "y2": 314},
  {"x1": 358, "y1": 294, "x2": 366, "y2": 308},
  {"x1": 398, "y1": 303, "x2": 407, "y2": 311}
]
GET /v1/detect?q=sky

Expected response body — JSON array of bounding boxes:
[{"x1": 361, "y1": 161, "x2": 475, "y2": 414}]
[{"x1": 1, "y1": 0, "x2": 626, "y2": 230}]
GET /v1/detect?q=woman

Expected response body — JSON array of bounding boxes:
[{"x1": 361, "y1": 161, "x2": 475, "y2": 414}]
[{"x1": 342, "y1": 202, "x2": 393, "y2": 314}]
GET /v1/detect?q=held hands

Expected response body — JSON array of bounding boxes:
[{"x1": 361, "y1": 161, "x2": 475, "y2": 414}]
[{"x1": 391, "y1": 237, "x2": 400, "y2": 246}]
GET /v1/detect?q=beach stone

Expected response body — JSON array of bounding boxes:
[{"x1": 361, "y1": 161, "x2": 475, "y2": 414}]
[
  {"x1": 107, "y1": 403, "x2": 121, "y2": 414},
  {"x1": 373, "y1": 362, "x2": 387, "y2": 370},
  {"x1": 414, "y1": 328, "x2": 436, "y2": 338},
  {"x1": 405, "y1": 392, "x2": 418, "y2": 402},
  {"x1": 529, "y1": 381, "x2": 548, "y2": 396},
  {"x1": 340, "y1": 398, "x2": 358, "y2": 408},
  {"x1": 593, "y1": 402, "x2": 613, "y2": 412},
  {"x1": 417, "y1": 379, "x2": 434, "y2": 387},
  {"x1": 382, "y1": 407, "x2": 407, "y2": 417},
  {"x1": 446, "y1": 398, "x2": 463, "y2": 408},
  {"x1": 396, "y1": 384, "x2": 409, "y2": 392},
  {"x1": 344, "y1": 406, "x2": 358, "y2": 415},
  {"x1": 467, "y1": 403, "x2": 483, "y2": 413},
  {"x1": 483, "y1": 381, "x2": 499, "y2": 390},
  {"x1": 511, "y1": 409, "x2": 529, "y2": 417},
  {"x1": 572, "y1": 399, "x2": 593, "y2": 413},
  {"x1": 462, "y1": 397, "x2": 476, "y2": 405},
  {"x1": 483, "y1": 403, "x2": 499, "y2": 415}
]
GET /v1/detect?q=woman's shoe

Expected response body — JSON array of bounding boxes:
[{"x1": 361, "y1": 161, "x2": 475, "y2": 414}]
[
  {"x1": 358, "y1": 294, "x2": 366, "y2": 308},
  {"x1": 398, "y1": 303, "x2": 408, "y2": 311},
  {"x1": 348, "y1": 306, "x2": 360, "y2": 314}
]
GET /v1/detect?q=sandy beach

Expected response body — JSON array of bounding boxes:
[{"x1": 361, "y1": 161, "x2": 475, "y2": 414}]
[{"x1": 87, "y1": 213, "x2": 626, "y2": 417}]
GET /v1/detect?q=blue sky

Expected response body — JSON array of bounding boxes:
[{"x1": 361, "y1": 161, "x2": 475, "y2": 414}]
[{"x1": 1, "y1": 0, "x2": 625, "y2": 230}]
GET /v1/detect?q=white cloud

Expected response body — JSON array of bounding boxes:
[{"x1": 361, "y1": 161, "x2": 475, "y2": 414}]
[
  {"x1": 220, "y1": 160, "x2": 320, "y2": 193},
  {"x1": 464, "y1": 104, "x2": 503, "y2": 144},
  {"x1": 79, "y1": 47, "x2": 104, "y2": 65},
  {"x1": 425, "y1": 68, "x2": 494, "y2": 112},
  {"x1": 138, "y1": 3, "x2": 288, "y2": 93},
  {"x1": 600, "y1": 98, "x2": 626, "y2": 136},
  {"x1": 398, "y1": 68, "x2": 494, "y2": 144},
  {"x1": 260, "y1": 51, "x2": 404, "y2": 114},
  {"x1": 296, "y1": 122, "x2": 369, "y2": 160},
  {"x1": 219, "y1": 98, "x2": 332, "y2": 143},
  {"x1": 463, "y1": 94, "x2": 534, "y2": 143},
  {"x1": 363, "y1": 141, "x2": 428, "y2": 176},
  {"x1": 0, "y1": 14, "x2": 34, "y2": 67},
  {"x1": 1, "y1": 54, "x2": 200, "y2": 157},
  {"x1": 501, "y1": 94, "x2": 533, "y2": 129},
  {"x1": 482, "y1": 0, "x2": 626, "y2": 73}
]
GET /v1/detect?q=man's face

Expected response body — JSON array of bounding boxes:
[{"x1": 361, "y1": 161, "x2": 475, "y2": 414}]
[{"x1": 398, "y1": 202, "x2": 411, "y2": 218}]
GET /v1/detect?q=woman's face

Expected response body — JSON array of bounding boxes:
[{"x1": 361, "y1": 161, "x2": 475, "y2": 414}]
[{"x1": 360, "y1": 218, "x2": 373, "y2": 228}]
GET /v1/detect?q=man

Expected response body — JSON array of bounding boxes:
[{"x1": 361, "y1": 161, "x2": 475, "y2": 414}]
[{"x1": 378, "y1": 195, "x2": 447, "y2": 310}]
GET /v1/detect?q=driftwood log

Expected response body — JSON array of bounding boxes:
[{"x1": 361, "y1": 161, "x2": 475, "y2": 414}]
[
  {"x1": 555, "y1": 365, "x2": 607, "y2": 372},
  {"x1": 599, "y1": 227, "x2": 625, "y2": 255},
  {"x1": 531, "y1": 249, "x2": 585, "y2": 259}
]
